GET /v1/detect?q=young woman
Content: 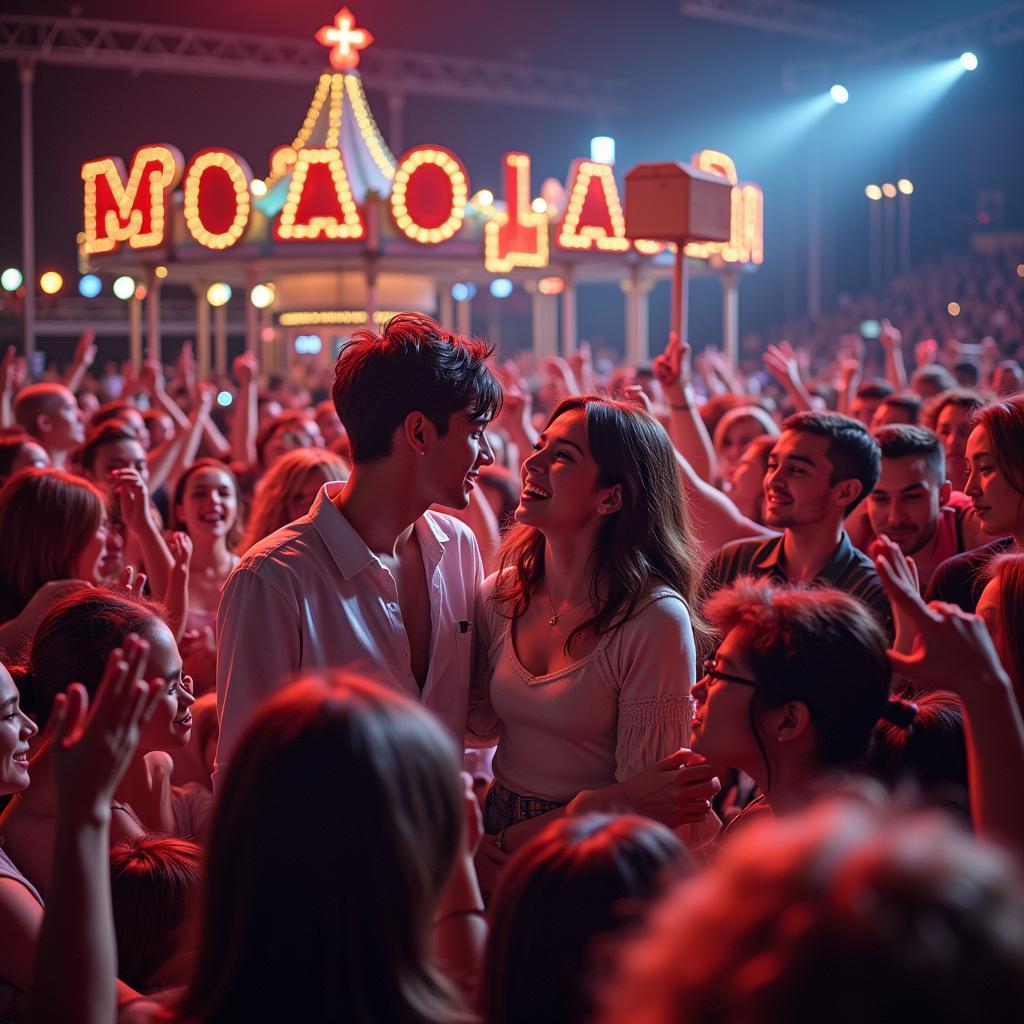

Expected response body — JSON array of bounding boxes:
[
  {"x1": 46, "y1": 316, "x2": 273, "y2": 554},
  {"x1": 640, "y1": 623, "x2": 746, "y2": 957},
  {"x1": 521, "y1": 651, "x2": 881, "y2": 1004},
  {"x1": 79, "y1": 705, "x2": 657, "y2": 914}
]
[
  {"x1": 470, "y1": 396, "x2": 719, "y2": 873},
  {"x1": 0, "y1": 589, "x2": 195, "y2": 894},
  {"x1": 0, "y1": 660, "x2": 40, "y2": 1021},
  {"x1": 33, "y1": 672, "x2": 486, "y2": 1024},
  {"x1": 0, "y1": 468, "x2": 121, "y2": 651},
  {"x1": 929, "y1": 395, "x2": 1024, "y2": 609},
  {"x1": 692, "y1": 578, "x2": 916, "y2": 826},
  {"x1": 711, "y1": 406, "x2": 778, "y2": 480},
  {"x1": 975, "y1": 551, "x2": 1024, "y2": 710},
  {"x1": 240, "y1": 447, "x2": 348, "y2": 552},
  {"x1": 721, "y1": 435, "x2": 774, "y2": 525},
  {"x1": 482, "y1": 814, "x2": 691, "y2": 1024},
  {"x1": 169, "y1": 459, "x2": 242, "y2": 695}
]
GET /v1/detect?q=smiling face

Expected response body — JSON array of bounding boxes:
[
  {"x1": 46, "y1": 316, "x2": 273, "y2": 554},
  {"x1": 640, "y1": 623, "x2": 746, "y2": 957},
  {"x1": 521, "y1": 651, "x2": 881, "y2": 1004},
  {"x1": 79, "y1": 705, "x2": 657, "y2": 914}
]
[
  {"x1": 423, "y1": 408, "x2": 495, "y2": 510},
  {"x1": 867, "y1": 455, "x2": 947, "y2": 556},
  {"x1": 691, "y1": 630, "x2": 759, "y2": 775},
  {"x1": 139, "y1": 621, "x2": 194, "y2": 752},
  {"x1": 177, "y1": 467, "x2": 238, "y2": 541},
  {"x1": 763, "y1": 431, "x2": 843, "y2": 529},
  {"x1": 965, "y1": 425, "x2": 1024, "y2": 538},
  {"x1": 0, "y1": 664, "x2": 37, "y2": 795},
  {"x1": 516, "y1": 407, "x2": 619, "y2": 534}
]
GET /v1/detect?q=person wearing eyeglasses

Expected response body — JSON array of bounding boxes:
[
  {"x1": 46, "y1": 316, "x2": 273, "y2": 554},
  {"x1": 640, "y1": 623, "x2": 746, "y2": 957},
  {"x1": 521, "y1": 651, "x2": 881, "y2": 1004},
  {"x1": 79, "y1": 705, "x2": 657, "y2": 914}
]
[{"x1": 691, "y1": 577, "x2": 916, "y2": 834}]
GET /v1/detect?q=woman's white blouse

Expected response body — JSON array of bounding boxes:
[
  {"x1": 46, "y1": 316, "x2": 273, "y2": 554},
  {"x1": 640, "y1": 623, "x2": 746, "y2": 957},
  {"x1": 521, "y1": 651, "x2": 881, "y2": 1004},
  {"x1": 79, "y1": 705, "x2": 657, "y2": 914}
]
[{"x1": 469, "y1": 574, "x2": 698, "y2": 803}]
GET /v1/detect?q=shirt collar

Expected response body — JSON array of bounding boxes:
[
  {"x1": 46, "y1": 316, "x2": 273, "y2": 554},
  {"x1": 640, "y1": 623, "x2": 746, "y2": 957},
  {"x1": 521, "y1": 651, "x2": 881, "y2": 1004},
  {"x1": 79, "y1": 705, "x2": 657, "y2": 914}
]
[
  {"x1": 754, "y1": 529, "x2": 857, "y2": 581},
  {"x1": 310, "y1": 483, "x2": 452, "y2": 581}
]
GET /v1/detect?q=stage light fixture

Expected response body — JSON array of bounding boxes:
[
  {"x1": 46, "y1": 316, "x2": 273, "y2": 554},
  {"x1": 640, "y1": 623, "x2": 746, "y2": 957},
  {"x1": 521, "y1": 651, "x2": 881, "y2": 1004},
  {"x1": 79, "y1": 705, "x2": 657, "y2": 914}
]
[
  {"x1": 960, "y1": 52, "x2": 978, "y2": 71},
  {"x1": 865, "y1": 184, "x2": 882, "y2": 200},
  {"x1": 897, "y1": 179, "x2": 914, "y2": 195},
  {"x1": 590, "y1": 136, "x2": 616, "y2": 164},
  {"x1": 112, "y1": 276, "x2": 136, "y2": 301},
  {"x1": 1, "y1": 268, "x2": 23, "y2": 292},
  {"x1": 830, "y1": 84, "x2": 849, "y2": 104}
]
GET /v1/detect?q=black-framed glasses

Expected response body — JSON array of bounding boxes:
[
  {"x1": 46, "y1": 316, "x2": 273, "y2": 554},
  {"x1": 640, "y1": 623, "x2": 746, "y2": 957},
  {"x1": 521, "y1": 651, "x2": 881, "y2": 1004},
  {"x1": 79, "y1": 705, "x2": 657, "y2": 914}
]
[{"x1": 702, "y1": 659, "x2": 758, "y2": 688}]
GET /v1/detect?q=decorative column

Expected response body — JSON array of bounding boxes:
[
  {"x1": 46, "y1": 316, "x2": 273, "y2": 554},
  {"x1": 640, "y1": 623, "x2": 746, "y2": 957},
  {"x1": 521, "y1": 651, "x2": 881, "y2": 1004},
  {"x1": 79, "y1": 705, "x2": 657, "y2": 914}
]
[
  {"x1": 19, "y1": 60, "x2": 35, "y2": 365},
  {"x1": 530, "y1": 287, "x2": 557, "y2": 358},
  {"x1": 456, "y1": 292, "x2": 472, "y2": 337},
  {"x1": 721, "y1": 271, "x2": 739, "y2": 368},
  {"x1": 214, "y1": 303, "x2": 228, "y2": 377},
  {"x1": 244, "y1": 267, "x2": 259, "y2": 354},
  {"x1": 560, "y1": 266, "x2": 577, "y2": 358},
  {"x1": 145, "y1": 266, "x2": 162, "y2": 363},
  {"x1": 439, "y1": 283, "x2": 454, "y2": 330},
  {"x1": 128, "y1": 295, "x2": 143, "y2": 370},
  {"x1": 387, "y1": 93, "x2": 405, "y2": 154},
  {"x1": 621, "y1": 267, "x2": 654, "y2": 366},
  {"x1": 194, "y1": 283, "x2": 211, "y2": 380},
  {"x1": 365, "y1": 259, "x2": 378, "y2": 331}
]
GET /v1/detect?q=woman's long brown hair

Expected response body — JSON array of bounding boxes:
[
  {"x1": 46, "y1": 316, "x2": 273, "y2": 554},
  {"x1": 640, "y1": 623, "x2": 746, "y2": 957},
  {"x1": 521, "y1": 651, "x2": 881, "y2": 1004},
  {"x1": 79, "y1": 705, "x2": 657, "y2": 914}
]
[{"x1": 493, "y1": 396, "x2": 708, "y2": 654}]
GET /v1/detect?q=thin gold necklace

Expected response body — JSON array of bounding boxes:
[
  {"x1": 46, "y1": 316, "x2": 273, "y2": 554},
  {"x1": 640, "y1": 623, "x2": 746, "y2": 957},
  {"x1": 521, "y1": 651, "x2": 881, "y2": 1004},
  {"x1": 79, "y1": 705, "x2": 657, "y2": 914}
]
[{"x1": 542, "y1": 587, "x2": 591, "y2": 626}]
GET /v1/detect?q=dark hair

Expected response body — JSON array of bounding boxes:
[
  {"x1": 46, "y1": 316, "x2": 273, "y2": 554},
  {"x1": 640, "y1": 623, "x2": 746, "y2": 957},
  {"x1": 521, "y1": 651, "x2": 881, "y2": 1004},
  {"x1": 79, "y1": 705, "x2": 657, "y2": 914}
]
[
  {"x1": 255, "y1": 411, "x2": 314, "y2": 470},
  {"x1": 855, "y1": 379, "x2": 895, "y2": 402},
  {"x1": 0, "y1": 468, "x2": 105, "y2": 621},
  {"x1": 12, "y1": 383, "x2": 71, "y2": 437},
  {"x1": 177, "y1": 674, "x2": 468, "y2": 1024},
  {"x1": 110, "y1": 836, "x2": 203, "y2": 993},
  {"x1": 482, "y1": 814, "x2": 691, "y2": 1024},
  {"x1": 170, "y1": 458, "x2": 244, "y2": 550},
  {"x1": 986, "y1": 552, "x2": 1024, "y2": 711},
  {"x1": 14, "y1": 588, "x2": 166, "y2": 726},
  {"x1": 705, "y1": 579, "x2": 893, "y2": 786},
  {"x1": 81, "y1": 419, "x2": 143, "y2": 473},
  {"x1": 973, "y1": 396, "x2": 1024, "y2": 498},
  {"x1": 926, "y1": 388, "x2": 988, "y2": 431},
  {"x1": 332, "y1": 312, "x2": 502, "y2": 463},
  {"x1": 780, "y1": 411, "x2": 881, "y2": 513},
  {"x1": 911, "y1": 364, "x2": 956, "y2": 396},
  {"x1": 869, "y1": 691, "x2": 968, "y2": 814},
  {"x1": 91, "y1": 400, "x2": 140, "y2": 431},
  {"x1": 953, "y1": 358, "x2": 982, "y2": 388},
  {"x1": 601, "y1": 798, "x2": 1024, "y2": 1024},
  {"x1": 494, "y1": 396, "x2": 708, "y2": 656},
  {"x1": 0, "y1": 431, "x2": 43, "y2": 482},
  {"x1": 874, "y1": 424, "x2": 946, "y2": 485},
  {"x1": 877, "y1": 394, "x2": 922, "y2": 425}
]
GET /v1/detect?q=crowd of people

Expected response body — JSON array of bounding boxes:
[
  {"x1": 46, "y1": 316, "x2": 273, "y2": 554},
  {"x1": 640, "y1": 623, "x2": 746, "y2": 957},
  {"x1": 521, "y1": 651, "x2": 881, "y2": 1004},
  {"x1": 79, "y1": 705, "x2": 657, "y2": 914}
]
[{"x1": 0, "y1": 248, "x2": 1023, "y2": 1022}]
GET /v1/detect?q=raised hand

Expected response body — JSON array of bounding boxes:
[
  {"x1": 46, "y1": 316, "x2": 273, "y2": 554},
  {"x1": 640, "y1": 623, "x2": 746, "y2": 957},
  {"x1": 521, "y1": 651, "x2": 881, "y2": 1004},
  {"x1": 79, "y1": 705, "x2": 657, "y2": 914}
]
[
  {"x1": 652, "y1": 332, "x2": 691, "y2": 402},
  {"x1": 869, "y1": 534, "x2": 920, "y2": 654},
  {"x1": 116, "y1": 565, "x2": 148, "y2": 599},
  {"x1": 763, "y1": 341, "x2": 804, "y2": 392},
  {"x1": 168, "y1": 531, "x2": 193, "y2": 577},
  {"x1": 48, "y1": 634, "x2": 163, "y2": 822},
  {"x1": 73, "y1": 330, "x2": 98, "y2": 371},
  {"x1": 878, "y1": 318, "x2": 902, "y2": 351},
  {"x1": 875, "y1": 549, "x2": 1010, "y2": 694},
  {"x1": 140, "y1": 359, "x2": 165, "y2": 396},
  {"x1": 915, "y1": 337, "x2": 938, "y2": 368},
  {"x1": 233, "y1": 351, "x2": 258, "y2": 386},
  {"x1": 110, "y1": 467, "x2": 151, "y2": 535}
]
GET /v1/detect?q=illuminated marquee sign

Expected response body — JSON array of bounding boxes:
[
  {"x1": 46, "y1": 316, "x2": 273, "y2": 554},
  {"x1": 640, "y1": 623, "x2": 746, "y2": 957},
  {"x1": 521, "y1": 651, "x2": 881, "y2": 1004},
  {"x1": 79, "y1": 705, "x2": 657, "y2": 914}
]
[
  {"x1": 81, "y1": 143, "x2": 762, "y2": 267},
  {"x1": 81, "y1": 145, "x2": 183, "y2": 255}
]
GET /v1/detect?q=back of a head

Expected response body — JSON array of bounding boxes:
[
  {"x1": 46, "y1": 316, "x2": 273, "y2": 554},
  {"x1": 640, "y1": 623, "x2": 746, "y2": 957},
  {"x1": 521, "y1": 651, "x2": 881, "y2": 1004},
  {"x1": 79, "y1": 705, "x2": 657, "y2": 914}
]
[
  {"x1": 110, "y1": 836, "x2": 203, "y2": 993},
  {"x1": 331, "y1": 313, "x2": 501, "y2": 464},
  {"x1": 181, "y1": 673, "x2": 465, "y2": 1024},
  {"x1": 600, "y1": 798, "x2": 1024, "y2": 1024},
  {"x1": 483, "y1": 814, "x2": 690, "y2": 1024},
  {"x1": 0, "y1": 467, "x2": 104, "y2": 620},
  {"x1": 869, "y1": 691, "x2": 968, "y2": 815},
  {"x1": 705, "y1": 579, "x2": 892, "y2": 769},
  {"x1": 874, "y1": 423, "x2": 946, "y2": 485},
  {"x1": 780, "y1": 410, "x2": 881, "y2": 513}
]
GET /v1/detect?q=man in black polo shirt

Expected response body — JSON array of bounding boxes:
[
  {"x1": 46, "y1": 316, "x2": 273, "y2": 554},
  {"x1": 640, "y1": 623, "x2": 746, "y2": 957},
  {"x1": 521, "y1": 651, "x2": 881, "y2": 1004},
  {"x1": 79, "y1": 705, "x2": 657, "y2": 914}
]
[{"x1": 700, "y1": 411, "x2": 892, "y2": 633}]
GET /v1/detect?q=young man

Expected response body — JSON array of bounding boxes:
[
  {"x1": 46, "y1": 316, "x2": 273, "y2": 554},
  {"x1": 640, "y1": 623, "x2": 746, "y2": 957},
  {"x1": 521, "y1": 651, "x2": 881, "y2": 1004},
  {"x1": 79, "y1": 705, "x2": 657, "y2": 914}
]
[
  {"x1": 215, "y1": 313, "x2": 501, "y2": 778},
  {"x1": 12, "y1": 383, "x2": 84, "y2": 470},
  {"x1": 700, "y1": 411, "x2": 891, "y2": 632},
  {"x1": 857, "y1": 425, "x2": 981, "y2": 591}
]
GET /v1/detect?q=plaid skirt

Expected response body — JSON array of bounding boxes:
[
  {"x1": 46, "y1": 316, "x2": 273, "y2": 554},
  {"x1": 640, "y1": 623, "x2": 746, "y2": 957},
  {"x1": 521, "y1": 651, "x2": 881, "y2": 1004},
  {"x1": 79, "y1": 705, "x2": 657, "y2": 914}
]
[{"x1": 484, "y1": 779, "x2": 567, "y2": 834}]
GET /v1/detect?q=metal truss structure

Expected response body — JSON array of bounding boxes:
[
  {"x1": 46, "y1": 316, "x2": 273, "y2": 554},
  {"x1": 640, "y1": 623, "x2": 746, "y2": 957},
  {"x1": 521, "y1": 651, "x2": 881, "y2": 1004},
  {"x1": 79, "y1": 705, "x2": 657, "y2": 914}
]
[
  {"x1": 679, "y1": 0, "x2": 871, "y2": 46},
  {"x1": 783, "y1": 0, "x2": 1024, "y2": 93},
  {"x1": 0, "y1": 13, "x2": 624, "y2": 115}
]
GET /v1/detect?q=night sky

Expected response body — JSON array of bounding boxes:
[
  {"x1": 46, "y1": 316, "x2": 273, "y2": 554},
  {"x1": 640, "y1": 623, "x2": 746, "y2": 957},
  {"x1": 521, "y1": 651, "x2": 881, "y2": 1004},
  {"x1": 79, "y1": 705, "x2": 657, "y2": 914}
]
[{"x1": 2, "y1": 0, "x2": 1021, "y2": 355}]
